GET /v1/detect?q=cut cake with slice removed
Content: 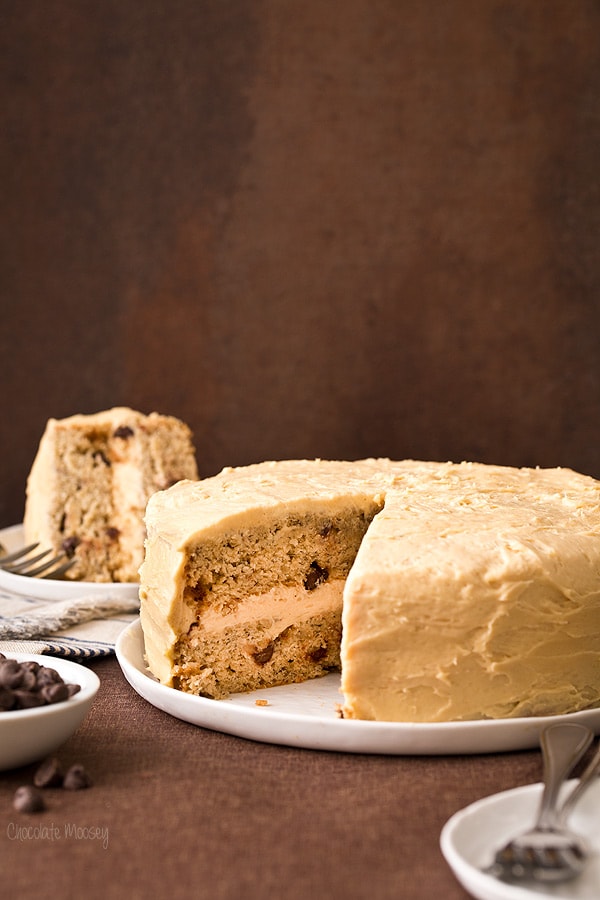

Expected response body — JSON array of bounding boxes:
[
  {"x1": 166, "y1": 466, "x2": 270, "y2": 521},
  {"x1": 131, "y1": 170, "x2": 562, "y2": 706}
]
[
  {"x1": 24, "y1": 407, "x2": 198, "y2": 582},
  {"x1": 139, "y1": 458, "x2": 600, "y2": 722}
]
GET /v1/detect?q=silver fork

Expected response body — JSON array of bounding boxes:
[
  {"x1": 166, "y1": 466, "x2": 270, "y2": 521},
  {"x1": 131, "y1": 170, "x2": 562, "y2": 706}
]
[
  {"x1": 0, "y1": 542, "x2": 75, "y2": 579},
  {"x1": 485, "y1": 722, "x2": 596, "y2": 884}
]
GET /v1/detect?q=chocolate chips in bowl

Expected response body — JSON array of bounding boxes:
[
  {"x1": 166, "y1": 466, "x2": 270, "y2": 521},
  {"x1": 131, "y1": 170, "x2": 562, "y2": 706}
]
[
  {"x1": 0, "y1": 655, "x2": 82, "y2": 710},
  {"x1": 0, "y1": 652, "x2": 100, "y2": 771}
]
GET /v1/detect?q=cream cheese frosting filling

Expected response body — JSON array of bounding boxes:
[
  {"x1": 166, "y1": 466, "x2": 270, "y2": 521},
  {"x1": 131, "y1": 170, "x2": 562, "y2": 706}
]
[{"x1": 195, "y1": 582, "x2": 343, "y2": 635}]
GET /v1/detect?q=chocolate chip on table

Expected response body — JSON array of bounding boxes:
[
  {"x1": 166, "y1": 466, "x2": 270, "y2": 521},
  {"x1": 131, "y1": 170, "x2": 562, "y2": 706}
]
[
  {"x1": 11, "y1": 758, "x2": 93, "y2": 815},
  {"x1": 13, "y1": 786, "x2": 46, "y2": 814},
  {"x1": 34, "y1": 757, "x2": 64, "y2": 788},
  {"x1": 63, "y1": 763, "x2": 93, "y2": 791}
]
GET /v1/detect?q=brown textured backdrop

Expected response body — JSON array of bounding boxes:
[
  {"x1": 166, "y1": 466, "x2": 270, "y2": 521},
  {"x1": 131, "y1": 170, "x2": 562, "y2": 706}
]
[{"x1": 1, "y1": 1, "x2": 600, "y2": 527}]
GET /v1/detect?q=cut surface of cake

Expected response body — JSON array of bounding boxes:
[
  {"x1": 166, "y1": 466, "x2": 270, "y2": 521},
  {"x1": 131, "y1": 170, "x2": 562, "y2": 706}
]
[
  {"x1": 139, "y1": 458, "x2": 600, "y2": 722},
  {"x1": 24, "y1": 407, "x2": 198, "y2": 582}
]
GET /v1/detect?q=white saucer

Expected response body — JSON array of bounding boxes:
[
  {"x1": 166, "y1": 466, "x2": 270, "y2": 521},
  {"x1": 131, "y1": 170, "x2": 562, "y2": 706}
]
[
  {"x1": 440, "y1": 780, "x2": 600, "y2": 899},
  {"x1": 116, "y1": 619, "x2": 600, "y2": 755},
  {"x1": 0, "y1": 524, "x2": 139, "y2": 600}
]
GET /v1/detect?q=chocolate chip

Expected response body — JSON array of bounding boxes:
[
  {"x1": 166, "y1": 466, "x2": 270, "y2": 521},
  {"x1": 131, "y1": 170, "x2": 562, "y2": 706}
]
[
  {"x1": 303, "y1": 561, "x2": 329, "y2": 591},
  {"x1": 0, "y1": 686, "x2": 15, "y2": 711},
  {"x1": 308, "y1": 645, "x2": 328, "y2": 662},
  {"x1": 13, "y1": 786, "x2": 46, "y2": 813},
  {"x1": 0, "y1": 658, "x2": 24, "y2": 688},
  {"x1": 34, "y1": 757, "x2": 64, "y2": 788},
  {"x1": 21, "y1": 660, "x2": 40, "y2": 673},
  {"x1": 92, "y1": 449, "x2": 111, "y2": 466},
  {"x1": 35, "y1": 666, "x2": 62, "y2": 686},
  {"x1": 105, "y1": 526, "x2": 120, "y2": 541},
  {"x1": 61, "y1": 535, "x2": 80, "y2": 558},
  {"x1": 251, "y1": 643, "x2": 275, "y2": 665},
  {"x1": 63, "y1": 764, "x2": 92, "y2": 790},
  {"x1": 113, "y1": 425, "x2": 134, "y2": 439},
  {"x1": 11, "y1": 689, "x2": 45, "y2": 708},
  {"x1": 40, "y1": 682, "x2": 70, "y2": 705}
]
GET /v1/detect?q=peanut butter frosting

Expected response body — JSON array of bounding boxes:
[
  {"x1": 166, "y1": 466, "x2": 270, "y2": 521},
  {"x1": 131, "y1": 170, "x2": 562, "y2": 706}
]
[{"x1": 139, "y1": 458, "x2": 600, "y2": 721}]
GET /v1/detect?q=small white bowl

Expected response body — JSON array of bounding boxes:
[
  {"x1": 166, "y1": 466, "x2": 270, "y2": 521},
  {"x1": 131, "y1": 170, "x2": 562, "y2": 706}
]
[{"x1": 0, "y1": 653, "x2": 100, "y2": 771}]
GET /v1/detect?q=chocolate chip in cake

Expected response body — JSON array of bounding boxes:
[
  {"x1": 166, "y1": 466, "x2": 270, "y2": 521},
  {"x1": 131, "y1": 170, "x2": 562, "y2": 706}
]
[
  {"x1": 13, "y1": 786, "x2": 46, "y2": 813},
  {"x1": 303, "y1": 561, "x2": 329, "y2": 591},
  {"x1": 92, "y1": 449, "x2": 111, "y2": 467},
  {"x1": 61, "y1": 535, "x2": 81, "y2": 558},
  {"x1": 251, "y1": 642, "x2": 275, "y2": 665},
  {"x1": 319, "y1": 520, "x2": 336, "y2": 537},
  {"x1": 308, "y1": 645, "x2": 328, "y2": 662},
  {"x1": 105, "y1": 526, "x2": 120, "y2": 541},
  {"x1": 113, "y1": 425, "x2": 134, "y2": 439}
]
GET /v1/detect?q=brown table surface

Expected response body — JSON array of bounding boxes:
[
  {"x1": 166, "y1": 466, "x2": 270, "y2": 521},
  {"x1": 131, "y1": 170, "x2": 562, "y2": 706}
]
[{"x1": 1, "y1": 655, "x2": 544, "y2": 899}]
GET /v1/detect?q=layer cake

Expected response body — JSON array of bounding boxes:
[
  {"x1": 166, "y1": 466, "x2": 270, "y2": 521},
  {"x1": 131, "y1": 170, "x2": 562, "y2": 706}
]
[{"x1": 139, "y1": 459, "x2": 600, "y2": 721}]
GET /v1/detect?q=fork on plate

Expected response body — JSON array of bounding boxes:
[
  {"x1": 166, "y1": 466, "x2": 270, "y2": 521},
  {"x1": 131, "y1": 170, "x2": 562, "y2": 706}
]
[
  {"x1": 0, "y1": 542, "x2": 75, "y2": 579},
  {"x1": 485, "y1": 722, "x2": 600, "y2": 884}
]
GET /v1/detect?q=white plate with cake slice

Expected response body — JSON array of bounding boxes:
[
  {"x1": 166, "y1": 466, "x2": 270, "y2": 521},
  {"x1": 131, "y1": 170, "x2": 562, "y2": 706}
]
[
  {"x1": 0, "y1": 525, "x2": 140, "y2": 601},
  {"x1": 115, "y1": 619, "x2": 600, "y2": 755}
]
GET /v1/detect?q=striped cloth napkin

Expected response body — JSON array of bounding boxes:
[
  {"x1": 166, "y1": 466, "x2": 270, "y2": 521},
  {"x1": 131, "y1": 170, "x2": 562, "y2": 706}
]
[{"x1": 0, "y1": 589, "x2": 139, "y2": 658}]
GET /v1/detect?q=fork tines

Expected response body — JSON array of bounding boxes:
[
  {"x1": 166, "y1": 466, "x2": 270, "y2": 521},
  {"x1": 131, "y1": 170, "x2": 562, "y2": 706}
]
[{"x1": 0, "y1": 542, "x2": 75, "y2": 579}]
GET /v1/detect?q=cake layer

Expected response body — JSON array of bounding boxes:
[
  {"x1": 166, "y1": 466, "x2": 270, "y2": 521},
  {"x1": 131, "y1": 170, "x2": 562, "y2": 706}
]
[{"x1": 139, "y1": 458, "x2": 600, "y2": 722}]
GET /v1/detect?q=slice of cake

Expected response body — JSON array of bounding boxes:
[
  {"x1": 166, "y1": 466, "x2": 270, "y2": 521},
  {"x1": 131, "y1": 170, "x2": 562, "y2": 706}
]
[
  {"x1": 139, "y1": 459, "x2": 600, "y2": 722},
  {"x1": 24, "y1": 407, "x2": 198, "y2": 582}
]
